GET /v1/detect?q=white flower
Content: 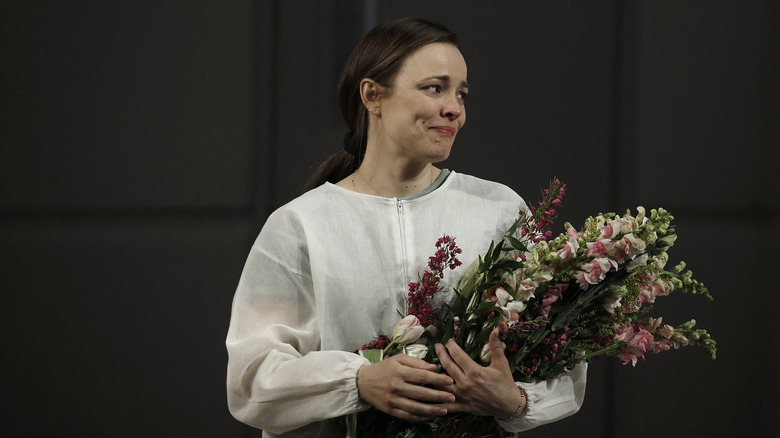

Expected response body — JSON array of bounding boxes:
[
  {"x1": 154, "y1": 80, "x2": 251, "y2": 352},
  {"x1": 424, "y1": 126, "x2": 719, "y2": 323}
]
[
  {"x1": 506, "y1": 301, "x2": 526, "y2": 314},
  {"x1": 532, "y1": 269, "x2": 553, "y2": 284},
  {"x1": 636, "y1": 206, "x2": 647, "y2": 224},
  {"x1": 516, "y1": 279, "x2": 538, "y2": 301},
  {"x1": 602, "y1": 296, "x2": 622, "y2": 313},
  {"x1": 495, "y1": 287, "x2": 512, "y2": 306},
  {"x1": 626, "y1": 253, "x2": 649, "y2": 271},
  {"x1": 402, "y1": 344, "x2": 429, "y2": 359}
]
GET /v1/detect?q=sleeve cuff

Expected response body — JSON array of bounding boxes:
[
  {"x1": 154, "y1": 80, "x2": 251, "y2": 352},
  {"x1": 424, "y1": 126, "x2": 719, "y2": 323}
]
[
  {"x1": 497, "y1": 362, "x2": 587, "y2": 433},
  {"x1": 347, "y1": 353, "x2": 374, "y2": 413}
]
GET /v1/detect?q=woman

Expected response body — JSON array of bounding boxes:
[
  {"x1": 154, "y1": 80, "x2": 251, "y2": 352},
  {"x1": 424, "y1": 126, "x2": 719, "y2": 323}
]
[{"x1": 226, "y1": 17, "x2": 586, "y2": 437}]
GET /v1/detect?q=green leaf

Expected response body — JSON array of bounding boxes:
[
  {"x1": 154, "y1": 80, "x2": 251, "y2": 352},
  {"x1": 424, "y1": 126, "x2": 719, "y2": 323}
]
[
  {"x1": 504, "y1": 216, "x2": 524, "y2": 238},
  {"x1": 359, "y1": 349, "x2": 383, "y2": 364},
  {"x1": 476, "y1": 300, "x2": 498, "y2": 313},
  {"x1": 491, "y1": 241, "x2": 504, "y2": 260},
  {"x1": 506, "y1": 235, "x2": 527, "y2": 252},
  {"x1": 498, "y1": 259, "x2": 525, "y2": 271}
]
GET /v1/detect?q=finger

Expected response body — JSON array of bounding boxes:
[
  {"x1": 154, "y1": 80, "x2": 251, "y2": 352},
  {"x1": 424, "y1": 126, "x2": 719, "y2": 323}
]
[
  {"x1": 398, "y1": 382, "x2": 456, "y2": 405},
  {"x1": 488, "y1": 329, "x2": 510, "y2": 368},
  {"x1": 390, "y1": 354, "x2": 453, "y2": 386},
  {"x1": 445, "y1": 338, "x2": 476, "y2": 371},
  {"x1": 405, "y1": 366, "x2": 454, "y2": 387},
  {"x1": 387, "y1": 401, "x2": 444, "y2": 423},
  {"x1": 394, "y1": 354, "x2": 437, "y2": 371},
  {"x1": 437, "y1": 400, "x2": 467, "y2": 415},
  {"x1": 435, "y1": 343, "x2": 465, "y2": 382},
  {"x1": 387, "y1": 381, "x2": 453, "y2": 419}
]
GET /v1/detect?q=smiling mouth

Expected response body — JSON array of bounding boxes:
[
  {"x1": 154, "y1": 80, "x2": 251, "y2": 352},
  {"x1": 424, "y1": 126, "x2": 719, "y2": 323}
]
[{"x1": 429, "y1": 126, "x2": 456, "y2": 137}]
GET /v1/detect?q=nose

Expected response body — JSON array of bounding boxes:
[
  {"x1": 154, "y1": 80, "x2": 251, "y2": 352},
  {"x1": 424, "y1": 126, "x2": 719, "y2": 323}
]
[{"x1": 442, "y1": 94, "x2": 463, "y2": 120}]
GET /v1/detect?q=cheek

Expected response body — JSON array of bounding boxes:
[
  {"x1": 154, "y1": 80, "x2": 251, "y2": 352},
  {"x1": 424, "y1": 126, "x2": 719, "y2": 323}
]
[{"x1": 410, "y1": 99, "x2": 439, "y2": 121}]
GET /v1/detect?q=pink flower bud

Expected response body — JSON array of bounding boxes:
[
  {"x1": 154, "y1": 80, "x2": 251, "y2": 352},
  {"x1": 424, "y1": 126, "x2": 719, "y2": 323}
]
[{"x1": 392, "y1": 315, "x2": 425, "y2": 345}]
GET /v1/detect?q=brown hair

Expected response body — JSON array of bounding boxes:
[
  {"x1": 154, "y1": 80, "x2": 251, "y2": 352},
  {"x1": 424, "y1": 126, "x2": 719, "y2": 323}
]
[{"x1": 304, "y1": 17, "x2": 460, "y2": 191}]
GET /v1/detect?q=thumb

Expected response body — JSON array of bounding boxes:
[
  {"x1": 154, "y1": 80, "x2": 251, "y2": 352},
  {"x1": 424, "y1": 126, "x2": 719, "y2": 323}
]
[{"x1": 488, "y1": 329, "x2": 509, "y2": 367}]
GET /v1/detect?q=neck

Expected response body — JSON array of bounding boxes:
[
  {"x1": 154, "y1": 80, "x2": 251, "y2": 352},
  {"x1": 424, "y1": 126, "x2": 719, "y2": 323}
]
[{"x1": 351, "y1": 159, "x2": 440, "y2": 198}]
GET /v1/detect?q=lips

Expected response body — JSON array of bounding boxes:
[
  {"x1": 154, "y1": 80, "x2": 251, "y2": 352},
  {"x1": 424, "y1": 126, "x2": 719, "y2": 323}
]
[{"x1": 429, "y1": 126, "x2": 456, "y2": 137}]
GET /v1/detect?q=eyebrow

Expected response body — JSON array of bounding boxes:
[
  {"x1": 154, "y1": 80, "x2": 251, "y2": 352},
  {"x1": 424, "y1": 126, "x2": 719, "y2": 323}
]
[{"x1": 426, "y1": 75, "x2": 469, "y2": 89}]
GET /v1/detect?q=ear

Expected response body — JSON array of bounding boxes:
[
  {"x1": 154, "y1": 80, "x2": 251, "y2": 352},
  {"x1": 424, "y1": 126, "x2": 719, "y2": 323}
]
[{"x1": 359, "y1": 78, "x2": 383, "y2": 114}]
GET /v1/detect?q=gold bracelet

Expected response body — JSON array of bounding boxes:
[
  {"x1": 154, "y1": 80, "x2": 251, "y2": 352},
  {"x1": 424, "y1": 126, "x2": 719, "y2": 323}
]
[{"x1": 498, "y1": 387, "x2": 527, "y2": 422}]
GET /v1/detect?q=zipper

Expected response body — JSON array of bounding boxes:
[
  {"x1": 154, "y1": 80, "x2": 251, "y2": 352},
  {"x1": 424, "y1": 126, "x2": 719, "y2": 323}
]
[{"x1": 396, "y1": 199, "x2": 409, "y2": 314}]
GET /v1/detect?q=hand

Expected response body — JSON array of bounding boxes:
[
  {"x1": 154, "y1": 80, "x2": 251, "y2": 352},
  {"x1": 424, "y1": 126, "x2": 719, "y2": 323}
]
[
  {"x1": 435, "y1": 329, "x2": 525, "y2": 418},
  {"x1": 356, "y1": 353, "x2": 456, "y2": 422}
]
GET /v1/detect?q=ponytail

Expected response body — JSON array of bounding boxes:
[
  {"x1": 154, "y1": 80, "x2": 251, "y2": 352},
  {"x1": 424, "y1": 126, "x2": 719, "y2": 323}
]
[{"x1": 303, "y1": 150, "x2": 360, "y2": 192}]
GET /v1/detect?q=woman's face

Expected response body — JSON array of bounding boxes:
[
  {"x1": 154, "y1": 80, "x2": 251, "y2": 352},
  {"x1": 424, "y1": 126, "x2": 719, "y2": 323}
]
[{"x1": 371, "y1": 42, "x2": 468, "y2": 164}]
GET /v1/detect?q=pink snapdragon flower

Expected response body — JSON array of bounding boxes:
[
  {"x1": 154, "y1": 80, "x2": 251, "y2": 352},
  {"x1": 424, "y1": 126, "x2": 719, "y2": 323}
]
[
  {"x1": 600, "y1": 223, "x2": 618, "y2": 239},
  {"x1": 631, "y1": 328, "x2": 654, "y2": 352},
  {"x1": 614, "y1": 322, "x2": 656, "y2": 366},
  {"x1": 650, "y1": 340, "x2": 672, "y2": 354},
  {"x1": 645, "y1": 317, "x2": 663, "y2": 331},
  {"x1": 516, "y1": 279, "x2": 539, "y2": 300},
  {"x1": 557, "y1": 237, "x2": 580, "y2": 260},
  {"x1": 585, "y1": 239, "x2": 614, "y2": 258},
  {"x1": 565, "y1": 223, "x2": 583, "y2": 239},
  {"x1": 615, "y1": 233, "x2": 647, "y2": 260},
  {"x1": 575, "y1": 257, "x2": 618, "y2": 290},
  {"x1": 614, "y1": 322, "x2": 634, "y2": 341},
  {"x1": 539, "y1": 284, "x2": 567, "y2": 317}
]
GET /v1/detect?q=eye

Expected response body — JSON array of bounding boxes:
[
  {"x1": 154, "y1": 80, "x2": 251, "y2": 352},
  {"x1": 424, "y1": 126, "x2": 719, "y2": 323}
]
[
  {"x1": 424, "y1": 85, "x2": 443, "y2": 94},
  {"x1": 457, "y1": 90, "x2": 468, "y2": 101}
]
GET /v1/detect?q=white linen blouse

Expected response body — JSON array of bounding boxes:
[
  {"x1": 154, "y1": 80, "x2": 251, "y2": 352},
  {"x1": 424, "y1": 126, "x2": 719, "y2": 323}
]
[{"x1": 226, "y1": 171, "x2": 586, "y2": 437}]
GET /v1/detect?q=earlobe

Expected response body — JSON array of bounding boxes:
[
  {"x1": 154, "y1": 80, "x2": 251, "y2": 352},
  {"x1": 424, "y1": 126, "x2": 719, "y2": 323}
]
[{"x1": 359, "y1": 78, "x2": 382, "y2": 114}]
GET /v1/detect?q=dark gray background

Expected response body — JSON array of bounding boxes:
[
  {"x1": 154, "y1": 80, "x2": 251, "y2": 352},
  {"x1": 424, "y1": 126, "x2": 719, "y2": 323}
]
[{"x1": 1, "y1": 1, "x2": 777, "y2": 436}]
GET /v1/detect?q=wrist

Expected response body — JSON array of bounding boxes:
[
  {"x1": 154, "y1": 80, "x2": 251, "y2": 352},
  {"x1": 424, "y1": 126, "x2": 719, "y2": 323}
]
[
  {"x1": 497, "y1": 386, "x2": 527, "y2": 422},
  {"x1": 355, "y1": 364, "x2": 368, "y2": 401}
]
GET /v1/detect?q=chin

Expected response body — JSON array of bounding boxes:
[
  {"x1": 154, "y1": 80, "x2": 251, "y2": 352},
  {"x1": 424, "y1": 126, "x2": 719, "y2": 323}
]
[
  {"x1": 429, "y1": 150, "x2": 452, "y2": 163},
  {"x1": 428, "y1": 140, "x2": 454, "y2": 161}
]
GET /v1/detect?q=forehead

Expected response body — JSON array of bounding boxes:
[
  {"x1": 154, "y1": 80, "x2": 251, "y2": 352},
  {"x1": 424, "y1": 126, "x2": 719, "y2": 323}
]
[{"x1": 395, "y1": 42, "x2": 468, "y2": 83}]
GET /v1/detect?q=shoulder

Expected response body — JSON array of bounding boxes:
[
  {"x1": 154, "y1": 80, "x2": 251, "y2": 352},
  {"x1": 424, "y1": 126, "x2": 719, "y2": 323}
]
[
  {"x1": 267, "y1": 183, "x2": 345, "y2": 221},
  {"x1": 257, "y1": 185, "x2": 334, "y2": 241},
  {"x1": 447, "y1": 172, "x2": 527, "y2": 210}
]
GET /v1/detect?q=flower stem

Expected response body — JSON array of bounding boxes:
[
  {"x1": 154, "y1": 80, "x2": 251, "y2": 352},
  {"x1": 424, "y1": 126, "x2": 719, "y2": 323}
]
[{"x1": 581, "y1": 344, "x2": 622, "y2": 361}]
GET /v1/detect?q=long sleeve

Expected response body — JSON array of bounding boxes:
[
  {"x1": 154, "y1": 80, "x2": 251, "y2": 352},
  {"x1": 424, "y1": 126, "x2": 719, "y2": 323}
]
[
  {"x1": 225, "y1": 210, "x2": 371, "y2": 435},
  {"x1": 498, "y1": 362, "x2": 588, "y2": 433}
]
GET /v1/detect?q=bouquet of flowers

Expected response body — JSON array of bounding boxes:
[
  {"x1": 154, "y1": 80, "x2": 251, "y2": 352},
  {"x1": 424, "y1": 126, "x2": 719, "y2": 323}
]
[{"x1": 349, "y1": 179, "x2": 716, "y2": 438}]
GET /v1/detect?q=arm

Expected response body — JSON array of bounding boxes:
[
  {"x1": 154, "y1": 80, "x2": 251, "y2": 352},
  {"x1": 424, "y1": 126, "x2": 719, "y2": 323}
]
[
  {"x1": 227, "y1": 207, "x2": 460, "y2": 433},
  {"x1": 225, "y1": 234, "x2": 371, "y2": 434}
]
